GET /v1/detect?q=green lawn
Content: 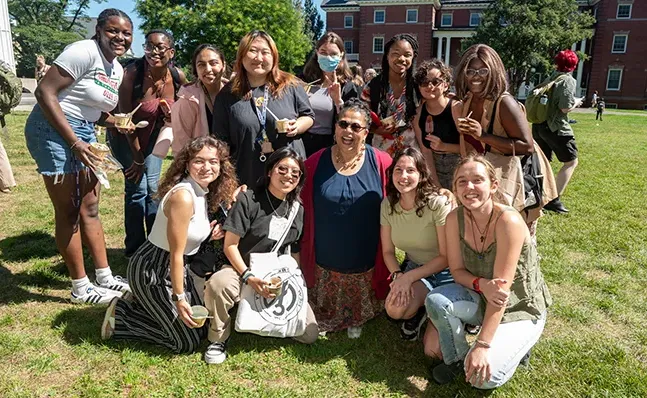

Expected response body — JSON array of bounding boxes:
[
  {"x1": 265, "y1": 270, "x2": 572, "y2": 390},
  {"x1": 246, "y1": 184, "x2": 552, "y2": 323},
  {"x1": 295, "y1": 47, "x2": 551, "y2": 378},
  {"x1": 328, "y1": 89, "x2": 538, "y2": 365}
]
[{"x1": 1, "y1": 112, "x2": 646, "y2": 397}]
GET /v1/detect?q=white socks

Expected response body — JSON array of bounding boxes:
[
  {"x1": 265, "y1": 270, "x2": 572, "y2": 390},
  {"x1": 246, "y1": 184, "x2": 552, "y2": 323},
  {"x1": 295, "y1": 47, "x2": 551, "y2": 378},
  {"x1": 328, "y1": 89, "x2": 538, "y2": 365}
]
[
  {"x1": 71, "y1": 276, "x2": 91, "y2": 296},
  {"x1": 95, "y1": 267, "x2": 114, "y2": 285}
]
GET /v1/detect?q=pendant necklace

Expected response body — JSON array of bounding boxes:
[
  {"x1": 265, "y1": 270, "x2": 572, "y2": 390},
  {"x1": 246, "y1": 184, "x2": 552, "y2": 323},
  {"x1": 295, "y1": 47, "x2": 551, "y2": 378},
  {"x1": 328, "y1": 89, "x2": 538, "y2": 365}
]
[
  {"x1": 334, "y1": 145, "x2": 364, "y2": 171},
  {"x1": 266, "y1": 189, "x2": 288, "y2": 217},
  {"x1": 469, "y1": 209, "x2": 495, "y2": 258}
]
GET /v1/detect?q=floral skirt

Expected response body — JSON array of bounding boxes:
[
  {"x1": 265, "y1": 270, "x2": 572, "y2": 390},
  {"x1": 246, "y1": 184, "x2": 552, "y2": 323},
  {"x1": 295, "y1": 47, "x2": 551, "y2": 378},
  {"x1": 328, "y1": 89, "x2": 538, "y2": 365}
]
[{"x1": 310, "y1": 264, "x2": 384, "y2": 332}]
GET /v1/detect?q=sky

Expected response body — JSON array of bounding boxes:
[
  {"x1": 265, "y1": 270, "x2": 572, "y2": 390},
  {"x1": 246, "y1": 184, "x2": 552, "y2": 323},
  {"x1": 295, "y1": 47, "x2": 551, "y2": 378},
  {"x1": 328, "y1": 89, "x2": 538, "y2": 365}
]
[{"x1": 87, "y1": 0, "x2": 327, "y2": 58}]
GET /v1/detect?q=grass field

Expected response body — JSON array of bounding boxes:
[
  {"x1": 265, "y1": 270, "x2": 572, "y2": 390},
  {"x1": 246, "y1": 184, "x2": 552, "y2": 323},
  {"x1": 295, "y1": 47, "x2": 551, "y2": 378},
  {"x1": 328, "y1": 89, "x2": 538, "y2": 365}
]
[{"x1": 1, "y1": 111, "x2": 646, "y2": 397}]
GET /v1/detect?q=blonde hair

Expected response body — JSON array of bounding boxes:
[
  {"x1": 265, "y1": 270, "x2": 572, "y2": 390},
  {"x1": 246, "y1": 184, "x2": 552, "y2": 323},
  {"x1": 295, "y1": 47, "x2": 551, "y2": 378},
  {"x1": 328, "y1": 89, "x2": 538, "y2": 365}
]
[
  {"x1": 454, "y1": 44, "x2": 508, "y2": 100},
  {"x1": 452, "y1": 154, "x2": 506, "y2": 204}
]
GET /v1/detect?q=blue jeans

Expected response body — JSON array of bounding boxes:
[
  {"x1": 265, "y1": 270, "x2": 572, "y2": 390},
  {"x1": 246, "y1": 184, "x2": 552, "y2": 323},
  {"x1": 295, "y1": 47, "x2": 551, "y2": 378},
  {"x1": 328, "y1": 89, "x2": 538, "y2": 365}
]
[{"x1": 107, "y1": 130, "x2": 162, "y2": 256}]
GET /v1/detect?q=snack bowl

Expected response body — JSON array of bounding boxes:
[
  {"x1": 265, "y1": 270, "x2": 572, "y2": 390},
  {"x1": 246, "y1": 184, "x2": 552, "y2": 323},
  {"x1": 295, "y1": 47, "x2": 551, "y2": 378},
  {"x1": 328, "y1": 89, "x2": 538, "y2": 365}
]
[
  {"x1": 89, "y1": 142, "x2": 111, "y2": 159},
  {"x1": 275, "y1": 119, "x2": 290, "y2": 133},
  {"x1": 113, "y1": 113, "x2": 132, "y2": 129}
]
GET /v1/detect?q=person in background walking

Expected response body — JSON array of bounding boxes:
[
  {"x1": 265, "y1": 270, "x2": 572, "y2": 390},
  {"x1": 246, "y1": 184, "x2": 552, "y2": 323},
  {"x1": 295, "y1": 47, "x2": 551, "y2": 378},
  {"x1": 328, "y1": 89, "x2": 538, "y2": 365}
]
[
  {"x1": 590, "y1": 90, "x2": 598, "y2": 108},
  {"x1": 35, "y1": 55, "x2": 51, "y2": 84},
  {"x1": 596, "y1": 98, "x2": 605, "y2": 121}
]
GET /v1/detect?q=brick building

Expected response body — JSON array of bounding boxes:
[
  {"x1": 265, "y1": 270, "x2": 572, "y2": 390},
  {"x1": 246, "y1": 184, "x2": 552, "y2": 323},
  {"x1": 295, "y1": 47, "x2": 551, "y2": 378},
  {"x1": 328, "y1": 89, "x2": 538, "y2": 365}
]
[{"x1": 322, "y1": 0, "x2": 647, "y2": 109}]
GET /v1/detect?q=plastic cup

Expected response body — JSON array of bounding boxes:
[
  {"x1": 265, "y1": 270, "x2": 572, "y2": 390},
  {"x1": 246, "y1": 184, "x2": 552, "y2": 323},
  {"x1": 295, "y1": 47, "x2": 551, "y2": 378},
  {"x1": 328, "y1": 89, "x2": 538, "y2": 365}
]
[
  {"x1": 190, "y1": 305, "x2": 209, "y2": 328},
  {"x1": 381, "y1": 116, "x2": 396, "y2": 128},
  {"x1": 276, "y1": 119, "x2": 290, "y2": 133},
  {"x1": 114, "y1": 113, "x2": 132, "y2": 129},
  {"x1": 89, "y1": 142, "x2": 111, "y2": 159},
  {"x1": 267, "y1": 276, "x2": 283, "y2": 296}
]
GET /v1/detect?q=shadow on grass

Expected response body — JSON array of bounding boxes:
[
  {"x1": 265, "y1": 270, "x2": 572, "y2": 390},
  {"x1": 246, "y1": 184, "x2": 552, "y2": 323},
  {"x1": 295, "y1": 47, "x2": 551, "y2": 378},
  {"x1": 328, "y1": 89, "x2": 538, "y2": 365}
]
[
  {"x1": 0, "y1": 231, "x2": 59, "y2": 262},
  {"x1": 0, "y1": 264, "x2": 69, "y2": 305}
]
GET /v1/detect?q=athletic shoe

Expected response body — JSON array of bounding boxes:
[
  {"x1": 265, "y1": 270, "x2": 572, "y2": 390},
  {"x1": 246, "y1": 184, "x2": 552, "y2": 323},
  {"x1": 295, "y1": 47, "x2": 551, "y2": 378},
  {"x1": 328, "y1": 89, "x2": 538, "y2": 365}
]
[
  {"x1": 70, "y1": 284, "x2": 122, "y2": 305},
  {"x1": 432, "y1": 361, "x2": 464, "y2": 385},
  {"x1": 347, "y1": 326, "x2": 362, "y2": 339},
  {"x1": 520, "y1": 348, "x2": 532, "y2": 366},
  {"x1": 96, "y1": 275, "x2": 131, "y2": 293},
  {"x1": 400, "y1": 307, "x2": 427, "y2": 340},
  {"x1": 101, "y1": 297, "x2": 118, "y2": 340},
  {"x1": 205, "y1": 340, "x2": 228, "y2": 364}
]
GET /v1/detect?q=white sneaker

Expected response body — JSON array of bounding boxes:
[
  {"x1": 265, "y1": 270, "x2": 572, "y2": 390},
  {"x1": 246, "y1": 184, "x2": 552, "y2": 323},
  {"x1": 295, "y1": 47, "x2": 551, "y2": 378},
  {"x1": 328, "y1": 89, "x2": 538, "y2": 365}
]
[
  {"x1": 71, "y1": 284, "x2": 122, "y2": 305},
  {"x1": 96, "y1": 275, "x2": 131, "y2": 293},
  {"x1": 347, "y1": 326, "x2": 362, "y2": 339},
  {"x1": 204, "y1": 340, "x2": 228, "y2": 364},
  {"x1": 101, "y1": 297, "x2": 119, "y2": 340}
]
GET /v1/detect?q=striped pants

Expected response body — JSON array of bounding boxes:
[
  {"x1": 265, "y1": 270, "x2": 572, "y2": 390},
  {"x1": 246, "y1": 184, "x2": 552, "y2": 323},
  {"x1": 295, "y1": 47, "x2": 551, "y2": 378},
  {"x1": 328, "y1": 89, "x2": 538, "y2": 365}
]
[{"x1": 113, "y1": 241, "x2": 206, "y2": 353}]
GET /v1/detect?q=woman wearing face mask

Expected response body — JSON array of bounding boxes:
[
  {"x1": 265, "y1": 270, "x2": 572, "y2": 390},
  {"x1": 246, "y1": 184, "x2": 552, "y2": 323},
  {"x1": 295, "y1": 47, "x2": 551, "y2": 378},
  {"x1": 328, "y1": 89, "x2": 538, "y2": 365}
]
[
  {"x1": 108, "y1": 29, "x2": 187, "y2": 257},
  {"x1": 24, "y1": 8, "x2": 133, "y2": 304},
  {"x1": 212, "y1": 30, "x2": 314, "y2": 188},
  {"x1": 102, "y1": 137, "x2": 239, "y2": 353},
  {"x1": 361, "y1": 34, "x2": 421, "y2": 155},
  {"x1": 171, "y1": 44, "x2": 227, "y2": 155},
  {"x1": 300, "y1": 32, "x2": 361, "y2": 157}
]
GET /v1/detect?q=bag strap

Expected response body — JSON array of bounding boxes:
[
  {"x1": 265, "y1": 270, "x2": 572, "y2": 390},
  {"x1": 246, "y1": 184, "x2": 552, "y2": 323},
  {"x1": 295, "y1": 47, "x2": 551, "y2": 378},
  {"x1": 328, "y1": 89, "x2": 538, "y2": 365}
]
[
  {"x1": 270, "y1": 201, "x2": 300, "y2": 254},
  {"x1": 484, "y1": 97, "x2": 500, "y2": 153}
]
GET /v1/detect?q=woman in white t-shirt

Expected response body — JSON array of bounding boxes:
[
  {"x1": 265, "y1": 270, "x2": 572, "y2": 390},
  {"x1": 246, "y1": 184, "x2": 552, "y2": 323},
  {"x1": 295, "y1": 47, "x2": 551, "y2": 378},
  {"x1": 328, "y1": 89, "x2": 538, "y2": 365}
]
[
  {"x1": 380, "y1": 147, "x2": 454, "y2": 341},
  {"x1": 24, "y1": 9, "x2": 134, "y2": 305}
]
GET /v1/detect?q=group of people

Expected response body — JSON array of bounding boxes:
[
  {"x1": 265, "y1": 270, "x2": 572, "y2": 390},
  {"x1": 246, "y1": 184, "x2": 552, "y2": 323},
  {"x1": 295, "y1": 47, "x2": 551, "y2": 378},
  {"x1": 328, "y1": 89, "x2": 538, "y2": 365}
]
[{"x1": 24, "y1": 7, "x2": 569, "y2": 389}]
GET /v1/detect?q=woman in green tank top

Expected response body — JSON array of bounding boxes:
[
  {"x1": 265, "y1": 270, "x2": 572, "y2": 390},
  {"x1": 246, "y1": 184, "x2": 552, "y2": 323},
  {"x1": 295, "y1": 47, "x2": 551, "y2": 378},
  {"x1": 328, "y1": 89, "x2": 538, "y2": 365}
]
[{"x1": 423, "y1": 154, "x2": 551, "y2": 389}]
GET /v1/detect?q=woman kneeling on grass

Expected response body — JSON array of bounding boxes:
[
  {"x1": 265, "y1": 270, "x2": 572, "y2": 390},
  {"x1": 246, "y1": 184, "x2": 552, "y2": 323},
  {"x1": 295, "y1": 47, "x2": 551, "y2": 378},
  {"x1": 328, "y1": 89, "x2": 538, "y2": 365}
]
[
  {"x1": 424, "y1": 155, "x2": 552, "y2": 388},
  {"x1": 381, "y1": 147, "x2": 453, "y2": 341},
  {"x1": 203, "y1": 147, "x2": 318, "y2": 364},
  {"x1": 102, "y1": 136, "x2": 238, "y2": 353}
]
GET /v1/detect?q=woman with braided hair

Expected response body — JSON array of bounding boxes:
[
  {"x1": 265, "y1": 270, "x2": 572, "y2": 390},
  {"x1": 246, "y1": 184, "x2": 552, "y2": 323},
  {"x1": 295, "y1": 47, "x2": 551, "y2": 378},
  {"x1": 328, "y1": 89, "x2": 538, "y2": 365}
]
[{"x1": 361, "y1": 34, "x2": 421, "y2": 156}]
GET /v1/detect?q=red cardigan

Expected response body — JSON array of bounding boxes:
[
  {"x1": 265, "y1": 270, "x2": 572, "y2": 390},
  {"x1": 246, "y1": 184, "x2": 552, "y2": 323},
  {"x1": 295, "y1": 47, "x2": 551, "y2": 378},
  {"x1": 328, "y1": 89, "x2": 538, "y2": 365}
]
[{"x1": 300, "y1": 146, "x2": 392, "y2": 300}]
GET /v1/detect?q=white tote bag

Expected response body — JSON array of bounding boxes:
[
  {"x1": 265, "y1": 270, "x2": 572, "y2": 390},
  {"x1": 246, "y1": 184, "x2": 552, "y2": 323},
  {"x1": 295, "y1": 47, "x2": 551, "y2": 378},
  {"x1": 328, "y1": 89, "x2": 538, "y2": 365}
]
[{"x1": 235, "y1": 202, "x2": 308, "y2": 338}]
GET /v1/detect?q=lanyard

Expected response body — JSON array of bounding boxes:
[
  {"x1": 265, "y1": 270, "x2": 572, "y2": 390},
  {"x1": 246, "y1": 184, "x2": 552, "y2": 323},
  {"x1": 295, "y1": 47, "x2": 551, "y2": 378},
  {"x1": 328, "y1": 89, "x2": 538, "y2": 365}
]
[{"x1": 253, "y1": 85, "x2": 269, "y2": 145}]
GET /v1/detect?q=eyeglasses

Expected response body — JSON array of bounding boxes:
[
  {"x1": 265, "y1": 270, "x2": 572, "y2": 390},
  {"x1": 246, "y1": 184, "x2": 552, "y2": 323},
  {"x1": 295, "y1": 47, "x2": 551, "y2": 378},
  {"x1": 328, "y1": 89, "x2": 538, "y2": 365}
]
[
  {"x1": 419, "y1": 78, "x2": 445, "y2": 88},
  {"x1": 143, "y1": 44, "x2": 171, "y2": 55},
  {"x1": 465, "y1": 68, "x2": 489, "y2": 78},
  {"x1": 337, "y1": 120, "x2": 367, "y2": 133},
  {"x1": 275, "y1": 165, "x2": 302, "y2": 179}
]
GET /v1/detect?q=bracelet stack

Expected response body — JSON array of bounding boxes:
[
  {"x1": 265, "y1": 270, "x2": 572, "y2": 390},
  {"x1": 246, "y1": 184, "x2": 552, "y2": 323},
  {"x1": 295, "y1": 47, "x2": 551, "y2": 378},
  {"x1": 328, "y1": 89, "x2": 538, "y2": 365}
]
[{"x1": 240, "y1": 269, "x2": 255, "y2": 284}]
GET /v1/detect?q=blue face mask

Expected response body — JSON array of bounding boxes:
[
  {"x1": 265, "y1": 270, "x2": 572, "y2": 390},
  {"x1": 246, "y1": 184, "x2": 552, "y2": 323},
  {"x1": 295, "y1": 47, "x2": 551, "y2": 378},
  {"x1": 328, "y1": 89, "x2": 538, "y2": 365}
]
[{"x1": 317, "y1": 54, "x2": 342, "y2": 73}]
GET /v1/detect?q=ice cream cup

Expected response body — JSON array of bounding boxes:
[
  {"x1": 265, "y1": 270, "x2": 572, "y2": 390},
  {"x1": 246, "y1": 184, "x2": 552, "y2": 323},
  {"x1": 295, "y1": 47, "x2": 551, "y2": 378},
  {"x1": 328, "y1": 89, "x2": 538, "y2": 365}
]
[
  {"x1": 89, "y1": 142, "x2": 111, "y2": 159},
  {"x1": 276, "y1": 119, "x2": 290, "y2": 133},
  {"x1": 190, "y1": 305, "x2": 209, "y2": 328},
  {"x1": 114, "y1": 113, "x2": 132, "y2": 129},
  {"x1": 267, "y1": 276, "x2": 283, "y2": 296},
  {"x1": 381, "y1": 116, "x2": 396, "y2": 128}
]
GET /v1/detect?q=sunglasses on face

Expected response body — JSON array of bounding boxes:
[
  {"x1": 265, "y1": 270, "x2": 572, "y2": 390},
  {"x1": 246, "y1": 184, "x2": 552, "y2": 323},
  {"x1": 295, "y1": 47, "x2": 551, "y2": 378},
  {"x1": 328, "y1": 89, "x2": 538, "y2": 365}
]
[
  {"x1": 337, "y1": 120, "x2": 366, "y2": 133},
  {"x1": 275, "y1": 165, "x2": 302, "y2": 179},
  {"x1": 143, "y1": 44, "x2": 170, "y2": 55},
  {"x1": 419, "y1": 78, "x2": 445, "y2": 88},
  {"x1": 465, "y1": 68, "x2": 489, "y2": 78}
]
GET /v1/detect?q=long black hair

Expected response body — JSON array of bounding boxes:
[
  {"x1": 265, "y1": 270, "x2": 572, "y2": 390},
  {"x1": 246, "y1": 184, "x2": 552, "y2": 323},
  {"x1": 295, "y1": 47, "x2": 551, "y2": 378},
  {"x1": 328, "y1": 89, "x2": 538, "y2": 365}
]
[
  {"x1": 92, "y1": 9, "x2": 132, "y2": 40},
  {"x1": 190, "y1": 44, "x2": 226, "y2": 79},
  {"x1": 378, "y1": 34, "x2": 419, "y2": 122},
  {"x1": 259, "y1": 147, "x2": 306, "y2": 208}
]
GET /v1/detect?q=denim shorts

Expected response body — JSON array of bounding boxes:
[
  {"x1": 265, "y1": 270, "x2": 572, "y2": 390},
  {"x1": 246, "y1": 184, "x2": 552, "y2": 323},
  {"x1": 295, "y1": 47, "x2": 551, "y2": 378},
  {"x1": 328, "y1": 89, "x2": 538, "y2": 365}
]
[
  {"x1": 24, "y1": 104, "x2": 97, "y2": 176},
  {"x1": 403, "y1": 258, "x2": 454, "y2": 292}
]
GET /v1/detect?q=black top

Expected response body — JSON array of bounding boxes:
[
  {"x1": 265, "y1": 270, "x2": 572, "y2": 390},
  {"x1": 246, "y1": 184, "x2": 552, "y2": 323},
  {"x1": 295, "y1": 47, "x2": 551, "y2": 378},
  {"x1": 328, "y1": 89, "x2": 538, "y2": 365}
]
[
  {"x1": 223, "y1": 187, "x2": 304, "y2": 265},
  {"x1": 418, "y1": 98, "x2": 460, "y2": 148},
  {"x1": 205, "y1": 102, "x2": 213, "y2": 131},
  {"x1": 212, "y1": 83, "x2": 315, "y2": 187}
]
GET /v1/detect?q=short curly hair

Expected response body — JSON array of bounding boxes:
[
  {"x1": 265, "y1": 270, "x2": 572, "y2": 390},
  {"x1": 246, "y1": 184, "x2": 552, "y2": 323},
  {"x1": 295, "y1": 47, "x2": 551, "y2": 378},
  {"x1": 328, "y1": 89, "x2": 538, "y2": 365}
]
[
  {"x1": 554, "y1": 49, "x2": 578, "y2": 73},
  {"x1": 414, "y1": 59, "x2": 453, "y2": 96}
]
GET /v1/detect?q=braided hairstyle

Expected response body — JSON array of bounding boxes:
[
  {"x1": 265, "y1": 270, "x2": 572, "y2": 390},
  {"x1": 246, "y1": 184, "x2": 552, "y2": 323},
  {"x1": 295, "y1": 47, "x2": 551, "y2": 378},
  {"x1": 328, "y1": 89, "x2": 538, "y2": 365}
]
[
  {"x1": 379, "y1": 34, "x2": 419, "y2": 123},
  {"x1": 92, "y1": 9, "x2": 132, "y2": 40}
]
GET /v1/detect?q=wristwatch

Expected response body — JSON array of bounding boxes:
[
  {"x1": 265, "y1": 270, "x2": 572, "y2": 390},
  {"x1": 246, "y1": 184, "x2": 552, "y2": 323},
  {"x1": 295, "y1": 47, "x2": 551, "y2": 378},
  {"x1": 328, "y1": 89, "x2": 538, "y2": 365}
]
[
  {"x1": 472, "y1": 277, "x2": 482, "y2": 294},
  {"x1": 171, "y1": 292, "x2": 187, "y2": 302}
]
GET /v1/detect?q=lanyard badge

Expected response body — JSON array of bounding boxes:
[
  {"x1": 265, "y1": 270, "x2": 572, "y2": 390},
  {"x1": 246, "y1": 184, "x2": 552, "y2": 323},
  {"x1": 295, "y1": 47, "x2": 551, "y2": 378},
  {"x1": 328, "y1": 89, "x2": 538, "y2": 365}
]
[{"x1": 253, "y1": 86, "x2": 273, "y2": 162}]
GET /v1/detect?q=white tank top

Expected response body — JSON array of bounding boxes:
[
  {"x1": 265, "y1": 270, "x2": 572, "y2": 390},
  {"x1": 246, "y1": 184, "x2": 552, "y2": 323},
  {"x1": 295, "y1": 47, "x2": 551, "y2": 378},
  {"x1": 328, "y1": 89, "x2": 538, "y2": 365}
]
[{"x1": 148, "y1": 177, "x2": 211, "y2": 255}]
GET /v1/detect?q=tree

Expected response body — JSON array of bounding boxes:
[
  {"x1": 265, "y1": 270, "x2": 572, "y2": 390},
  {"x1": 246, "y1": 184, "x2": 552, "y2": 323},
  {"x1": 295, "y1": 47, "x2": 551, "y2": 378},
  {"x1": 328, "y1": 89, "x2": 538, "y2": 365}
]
[
  {"x1": 303, "y1": 0, "x2": 324, "y2": 43},
  {"x1": 9, "y1": 0, "x2": 102, "y2": 77},
  {"x1": 465, "y1": 0, "x2": 595, "y2": 96},
  {"x1": 136, "y1": 0, "x2": 312, "y2": 74}
]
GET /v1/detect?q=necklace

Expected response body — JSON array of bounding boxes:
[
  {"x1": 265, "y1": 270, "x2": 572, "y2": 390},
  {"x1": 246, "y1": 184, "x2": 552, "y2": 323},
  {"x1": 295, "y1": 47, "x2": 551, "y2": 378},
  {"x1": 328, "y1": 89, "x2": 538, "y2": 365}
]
[
  {"x1": 147, "y1": 67, "x2": 169, "y2": 98},
  {"x1": 266, "y1": 189, "x2": 288, "y2": 217},
  {"x1": 333, "y1": 145, "x2": 364, "y2": 171},
  {"x1": 468, "y1": 208, "x2": 495, "y2": 254}
]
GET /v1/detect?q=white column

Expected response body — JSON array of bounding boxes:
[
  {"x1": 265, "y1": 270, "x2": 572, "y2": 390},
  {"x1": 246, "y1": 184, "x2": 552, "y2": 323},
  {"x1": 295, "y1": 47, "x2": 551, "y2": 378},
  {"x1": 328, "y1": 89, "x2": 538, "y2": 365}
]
[
  {"x1": 436, "y1": 36, "x2": 443, "y2": 59},
  {"x1": 444, "y1": 36, "x2": 451, "y2": 65},
  {"x1": 0, "y1": 0, "x2": 16, "y2": 73},
  {"x1": 575, "y1": 38, "x2": 586, "y2": 98}
]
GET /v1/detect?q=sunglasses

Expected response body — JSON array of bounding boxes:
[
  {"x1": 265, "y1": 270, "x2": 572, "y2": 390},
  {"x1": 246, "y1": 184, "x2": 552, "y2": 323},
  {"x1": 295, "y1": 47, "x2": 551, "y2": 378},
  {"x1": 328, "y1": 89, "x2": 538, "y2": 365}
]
[
  {"x1": 337, "y1": 120, "x2": 367, "y2": 133},
  {"x1": 419, "y1": 78, "x2": 445, "y2": 88},
  {"x1": 275, "y1": 164, "x2": 302, "y2": 179},
  {"x1": 465, "y1": 68, "x2": 489, "y2": 78},
  {"x1": 143, "y1": 44, "x2": 171, "y2": 55}
]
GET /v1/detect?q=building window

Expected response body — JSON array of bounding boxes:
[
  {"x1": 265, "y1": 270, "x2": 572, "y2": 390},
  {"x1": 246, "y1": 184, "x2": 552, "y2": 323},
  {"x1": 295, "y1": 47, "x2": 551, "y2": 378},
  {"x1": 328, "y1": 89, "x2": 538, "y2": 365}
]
[
  {"x1": 616, "y1": 4, "x2": 632, "y2": 19},
  {"x1": 470, "y1": 12, "x2": 482, "y2": 27},
  {"x1": 406, "y1": 9, "x2": 418, "y2": 23},
  {"x1": 344, "y1": 15, "x2": 353, "y2": 28},
  {"x1": 441, "y1": 13, "x2": 452, "y2": 27},
  {"x1": 373, "y1": 37, "x2": 384, "y2": 53},
  {"x1": 344, "y1": 40, "x2": 353, "y2": 54},
  {"x1": 606, "y1": 69, "x2": 623, "y2": 91},
  {"x1": 374, "y1": 10, "x2": 385, "y2": 24},
  {"x1": 612, "y1": 34, "x2": 628, "y2": 53}
]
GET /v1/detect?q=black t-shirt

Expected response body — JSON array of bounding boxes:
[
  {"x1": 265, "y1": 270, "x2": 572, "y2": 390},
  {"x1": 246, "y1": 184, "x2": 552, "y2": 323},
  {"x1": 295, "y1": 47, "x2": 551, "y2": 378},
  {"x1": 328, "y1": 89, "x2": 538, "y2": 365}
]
[
  {"x1": 212, "y1": 83, "x2": 315, "y2": 187},
  {"x1": 223, "y1": 187, "x2": 304, "y2": 265}
]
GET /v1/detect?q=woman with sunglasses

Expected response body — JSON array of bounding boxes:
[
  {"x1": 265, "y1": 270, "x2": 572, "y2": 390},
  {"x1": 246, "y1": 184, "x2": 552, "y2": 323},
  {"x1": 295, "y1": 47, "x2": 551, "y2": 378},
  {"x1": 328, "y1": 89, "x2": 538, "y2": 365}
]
[
  {"x1": 412, "y1": 59, "x2": 467, "y2": 189},
  {"x1": 202, "y1": 147, "x2": 318, "y2": 364},
  {"x1": 300, "y1": 32, "x2": 361, "y2": 157},
  {"x1": 361, "y1": 34, "x2": 420, "y2": 155},
  {"x1": 301, "y1": 99, "x2": 391, "y2": 339},
  {"x1": 108, "y1": 29, "x2": 187, "y2": 257},
  {"x1": 212, "y1": 31, "x2": 314, "y2": 188}
]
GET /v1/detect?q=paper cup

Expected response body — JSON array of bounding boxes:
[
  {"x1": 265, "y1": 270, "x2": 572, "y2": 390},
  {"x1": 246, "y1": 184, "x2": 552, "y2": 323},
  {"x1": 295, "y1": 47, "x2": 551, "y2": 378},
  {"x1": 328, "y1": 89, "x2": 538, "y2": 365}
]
[
  {"x1": 276, "y1": 119, "x2": 290, "y2": 133},
  {"x1": 381, "y1": 116, "x2": 396, "y2": 128},
  {"x1": 114, "y1": 113, "x2": 132, "y2": 129},
  {"x1": 267, "y1": 276, "x2": 283, "y2": 296},
  {"x1": 89, "y1": 142, "x2": 111, "y2": 159},
  {"x1": 190, "y1": 305, "x2": 209, "y2": 328}
]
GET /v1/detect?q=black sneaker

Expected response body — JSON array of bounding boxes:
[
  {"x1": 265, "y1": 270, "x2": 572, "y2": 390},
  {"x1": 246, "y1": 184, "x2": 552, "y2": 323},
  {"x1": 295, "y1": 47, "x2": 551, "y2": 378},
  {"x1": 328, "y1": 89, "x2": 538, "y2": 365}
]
[
  {"x1": 432, "y1": 361, "x2": 464, "y2": 385},
  {"x1": 205, "y1": 339, "x2": 228, "y2": 364},
  {"x1": 520, "y1": 348, "x2": 532, "y2": 366},
  {"x1": 400, "y1": 307, "x2": 427, "y2": 340},
  {"x1": 543, "y1": 197, "x2": 569, "y2": 214}
]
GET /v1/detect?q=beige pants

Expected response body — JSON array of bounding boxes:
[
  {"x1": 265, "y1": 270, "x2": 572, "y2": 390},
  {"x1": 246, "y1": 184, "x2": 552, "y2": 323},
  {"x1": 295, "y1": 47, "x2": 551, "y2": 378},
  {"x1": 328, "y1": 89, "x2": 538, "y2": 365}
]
[
  {"x1": 0, "y1": 136, "x2": 16, "y2": 191},
  {"x1": 204, "y1": 265, "x2": 318, "y2": 344}
]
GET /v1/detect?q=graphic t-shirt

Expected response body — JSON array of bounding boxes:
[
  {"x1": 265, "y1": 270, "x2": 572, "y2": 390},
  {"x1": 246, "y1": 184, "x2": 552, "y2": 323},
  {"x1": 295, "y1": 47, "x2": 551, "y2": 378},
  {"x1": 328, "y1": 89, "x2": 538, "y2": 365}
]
[{"x1": 54, "y1": 39, "x2": 123, "y2": 122}]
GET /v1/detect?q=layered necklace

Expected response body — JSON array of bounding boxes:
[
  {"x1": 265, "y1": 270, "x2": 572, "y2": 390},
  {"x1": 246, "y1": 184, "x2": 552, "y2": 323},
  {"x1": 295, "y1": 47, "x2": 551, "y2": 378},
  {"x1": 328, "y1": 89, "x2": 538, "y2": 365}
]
[
  {"x1": 147, "y1": 67, "x2": 169, "y2": 98},
  {"x1": 266, "y1": 189, "x2": 288, "y2": 217},
  {"x1": 468, "y1": 208, "x2": 495, "y2": 256},
  {"x1": 333, "y1": 145, "x2": 364, "y2": 171}
]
